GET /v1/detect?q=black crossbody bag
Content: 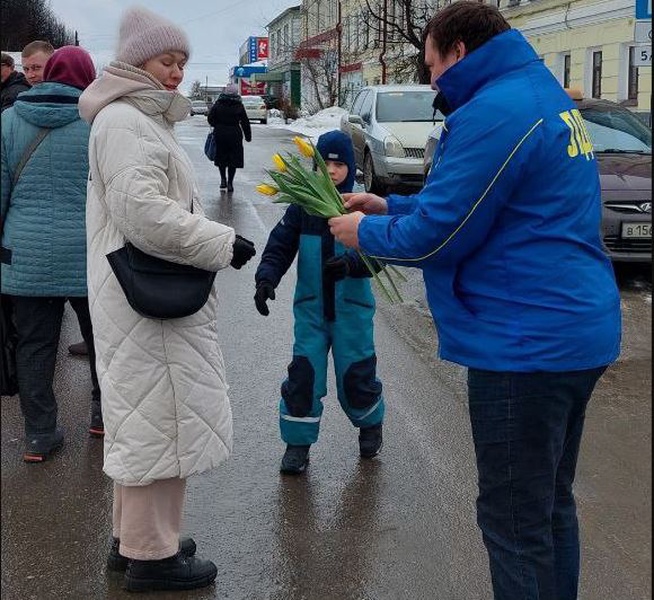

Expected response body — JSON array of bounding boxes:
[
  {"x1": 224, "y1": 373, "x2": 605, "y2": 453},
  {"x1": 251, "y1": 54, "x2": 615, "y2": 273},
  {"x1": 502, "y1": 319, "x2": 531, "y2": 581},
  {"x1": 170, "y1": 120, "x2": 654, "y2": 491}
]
[{"x1": 106, "y1": 202, "x2": 217, "y2": 320}]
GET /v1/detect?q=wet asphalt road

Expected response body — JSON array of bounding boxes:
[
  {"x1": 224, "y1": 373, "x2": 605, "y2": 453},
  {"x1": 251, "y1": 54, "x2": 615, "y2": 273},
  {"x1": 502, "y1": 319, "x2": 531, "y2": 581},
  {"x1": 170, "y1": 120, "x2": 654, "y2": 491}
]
[{"x1": 1, "y1": 116, "x2": 651, "y2": 600}]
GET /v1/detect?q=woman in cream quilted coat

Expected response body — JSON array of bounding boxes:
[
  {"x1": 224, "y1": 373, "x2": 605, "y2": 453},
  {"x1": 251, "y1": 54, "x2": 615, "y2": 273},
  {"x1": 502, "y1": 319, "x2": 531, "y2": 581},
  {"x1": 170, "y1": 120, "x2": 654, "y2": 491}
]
[{"x1": 79, "y1": 6, "x2": 255, "y2": 593}]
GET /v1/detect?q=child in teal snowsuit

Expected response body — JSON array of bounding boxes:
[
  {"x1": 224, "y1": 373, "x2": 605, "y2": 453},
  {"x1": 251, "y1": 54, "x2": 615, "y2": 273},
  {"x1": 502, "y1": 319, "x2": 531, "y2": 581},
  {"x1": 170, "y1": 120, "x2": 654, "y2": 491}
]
[{"x1": 254, "y1": 130, "x2": 385, "y2": 474}]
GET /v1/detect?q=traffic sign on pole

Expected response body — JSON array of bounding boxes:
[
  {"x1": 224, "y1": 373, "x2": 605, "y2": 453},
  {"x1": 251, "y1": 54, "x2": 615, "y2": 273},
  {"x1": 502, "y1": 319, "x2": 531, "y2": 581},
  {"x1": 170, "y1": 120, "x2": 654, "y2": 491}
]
[
  {"x1": 635, "y1": 21, "x2": 652, "y2": 44},
  {"x1": 634, "y1": 43, "x2": 652, "y2": 66},
  {"x1": 635, "y1": 0, "x2": 651, "y2": 20}
]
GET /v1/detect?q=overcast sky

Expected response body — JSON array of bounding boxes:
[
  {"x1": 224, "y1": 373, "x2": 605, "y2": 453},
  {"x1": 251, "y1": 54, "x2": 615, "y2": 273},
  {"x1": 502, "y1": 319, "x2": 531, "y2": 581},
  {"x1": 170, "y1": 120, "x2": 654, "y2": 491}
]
[{"x1": 47, "y1": 0, "x2": 300, "y2": 94}]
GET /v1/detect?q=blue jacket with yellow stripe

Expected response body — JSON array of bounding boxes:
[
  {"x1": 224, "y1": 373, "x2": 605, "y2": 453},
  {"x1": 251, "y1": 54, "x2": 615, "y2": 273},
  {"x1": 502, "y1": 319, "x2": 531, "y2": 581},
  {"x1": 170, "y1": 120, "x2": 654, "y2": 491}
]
[{"x1": 358, "y1": 29, "x2": 621, "y2": 372}]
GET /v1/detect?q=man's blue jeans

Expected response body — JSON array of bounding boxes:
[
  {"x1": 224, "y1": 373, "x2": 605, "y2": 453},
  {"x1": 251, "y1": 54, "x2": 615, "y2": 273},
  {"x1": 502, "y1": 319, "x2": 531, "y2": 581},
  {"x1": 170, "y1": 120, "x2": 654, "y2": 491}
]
[{"x1": 467, "y1": 367, "x2": 607, "y2": 600}]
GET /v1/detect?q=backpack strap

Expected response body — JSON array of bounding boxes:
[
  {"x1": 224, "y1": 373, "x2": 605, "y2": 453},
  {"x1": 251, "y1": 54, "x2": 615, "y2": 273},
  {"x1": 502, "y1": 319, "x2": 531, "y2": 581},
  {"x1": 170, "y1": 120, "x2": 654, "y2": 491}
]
[{"x1": 11, "y1": 128, "x2": 51, "y2": 188}]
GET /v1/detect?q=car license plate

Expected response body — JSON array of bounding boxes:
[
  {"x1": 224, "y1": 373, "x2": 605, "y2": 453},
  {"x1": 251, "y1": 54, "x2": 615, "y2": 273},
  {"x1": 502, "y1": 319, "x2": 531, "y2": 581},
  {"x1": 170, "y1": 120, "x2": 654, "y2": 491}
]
[{"x1": 621, "y1": 222, "x2": 652, "y2": 239}]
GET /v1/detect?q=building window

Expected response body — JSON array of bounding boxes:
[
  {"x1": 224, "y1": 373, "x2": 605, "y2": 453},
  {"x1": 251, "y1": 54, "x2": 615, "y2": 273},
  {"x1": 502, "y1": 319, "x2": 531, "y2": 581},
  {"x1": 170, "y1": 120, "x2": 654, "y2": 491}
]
[
  {"x1": 628, "y1": 46, "x2": 639, "y2": 100},
  {"x1": 591, "y1": 51, "x2": 602, "y2": 98},
  {"x1": 563, "y1": 53, "x2": 571, "y2": 88}
]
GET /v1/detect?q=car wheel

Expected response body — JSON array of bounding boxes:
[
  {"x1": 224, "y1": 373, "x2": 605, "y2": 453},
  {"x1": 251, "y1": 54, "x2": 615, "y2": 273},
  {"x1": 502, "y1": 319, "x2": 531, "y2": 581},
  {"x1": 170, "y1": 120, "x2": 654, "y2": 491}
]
[{"x1": 363, "y1": 151, "x2": 386, "y2": 195}]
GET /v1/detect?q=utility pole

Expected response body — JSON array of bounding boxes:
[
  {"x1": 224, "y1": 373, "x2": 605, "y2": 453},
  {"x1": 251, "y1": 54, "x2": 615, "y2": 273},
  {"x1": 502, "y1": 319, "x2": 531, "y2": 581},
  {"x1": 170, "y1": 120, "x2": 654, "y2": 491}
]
[
  {"x1": 74, "y1": 30, "x2": 79, "y2": 46},
  {"x1": 380, "y1": 0, "x2": 388, "y2": 83},
  {"x1": 337, "y1": 0, "x2": 342, "y2": 105}
]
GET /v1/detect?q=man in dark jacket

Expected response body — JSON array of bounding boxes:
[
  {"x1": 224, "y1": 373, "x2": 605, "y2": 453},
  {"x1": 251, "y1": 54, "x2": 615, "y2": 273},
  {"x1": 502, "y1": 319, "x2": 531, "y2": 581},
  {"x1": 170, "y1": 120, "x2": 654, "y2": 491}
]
[
  {"x1": 207, "y1": 83, "x2": 251, "y2": 193},
  {"x1": 1, "y1": 53, "x2": 30, "y2": 112}
]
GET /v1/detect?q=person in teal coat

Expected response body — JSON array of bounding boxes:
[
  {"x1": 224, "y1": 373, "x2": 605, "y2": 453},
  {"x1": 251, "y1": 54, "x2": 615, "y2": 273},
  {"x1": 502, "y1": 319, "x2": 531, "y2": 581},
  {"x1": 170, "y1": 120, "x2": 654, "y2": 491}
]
[{"x1": 0, "y1": 46, "x2": 102, "y2": 462}]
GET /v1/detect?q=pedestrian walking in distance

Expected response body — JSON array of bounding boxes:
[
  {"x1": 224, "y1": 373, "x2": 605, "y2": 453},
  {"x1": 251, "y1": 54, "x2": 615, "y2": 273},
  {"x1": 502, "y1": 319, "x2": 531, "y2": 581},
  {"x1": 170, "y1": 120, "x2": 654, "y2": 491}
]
[{"x1": 207, "y1": 83, "x2": 251, "y2": 193}]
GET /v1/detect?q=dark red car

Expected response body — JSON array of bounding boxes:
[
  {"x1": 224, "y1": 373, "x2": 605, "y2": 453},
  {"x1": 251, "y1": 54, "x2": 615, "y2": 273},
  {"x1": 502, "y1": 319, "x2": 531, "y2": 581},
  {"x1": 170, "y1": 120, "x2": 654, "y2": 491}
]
[{"x1": 572, "y1": 93, "x2": 652, "y2": 263}]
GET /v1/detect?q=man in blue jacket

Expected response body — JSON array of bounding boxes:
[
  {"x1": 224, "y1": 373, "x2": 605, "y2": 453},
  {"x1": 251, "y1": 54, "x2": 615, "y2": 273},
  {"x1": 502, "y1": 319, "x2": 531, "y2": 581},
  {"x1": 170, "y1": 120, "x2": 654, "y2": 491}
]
[{"x1": 329, "y1": 3, "x2": 621, "y2": 599}]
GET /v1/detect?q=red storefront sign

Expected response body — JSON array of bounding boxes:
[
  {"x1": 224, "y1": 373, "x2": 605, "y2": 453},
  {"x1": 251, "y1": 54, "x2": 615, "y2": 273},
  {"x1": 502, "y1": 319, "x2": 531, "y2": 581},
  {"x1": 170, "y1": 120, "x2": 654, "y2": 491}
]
[
  {"x1": 257, "y1": 38, "x2": 268, "y2": 60},
  {"x1": 240, "y1": 79, "x2": 266, "y2": 96}
]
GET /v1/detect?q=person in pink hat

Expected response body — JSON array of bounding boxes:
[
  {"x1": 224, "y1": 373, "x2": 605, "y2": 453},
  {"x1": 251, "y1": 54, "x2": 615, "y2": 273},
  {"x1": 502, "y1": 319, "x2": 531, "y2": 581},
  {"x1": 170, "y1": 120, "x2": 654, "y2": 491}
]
[
  {"x1": 79, "y1": 5, "x2": 256, "y2": 593},
  {"x1": 1, "y1": 46, "x2": 102, "y2": 459}
]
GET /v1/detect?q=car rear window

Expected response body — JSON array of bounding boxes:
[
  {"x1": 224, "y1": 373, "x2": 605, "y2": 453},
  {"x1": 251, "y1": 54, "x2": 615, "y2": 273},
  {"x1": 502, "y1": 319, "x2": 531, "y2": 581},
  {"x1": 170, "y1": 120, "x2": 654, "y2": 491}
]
[{"x1": 376, "y1": 91, "x2": 441, "y2": 123}]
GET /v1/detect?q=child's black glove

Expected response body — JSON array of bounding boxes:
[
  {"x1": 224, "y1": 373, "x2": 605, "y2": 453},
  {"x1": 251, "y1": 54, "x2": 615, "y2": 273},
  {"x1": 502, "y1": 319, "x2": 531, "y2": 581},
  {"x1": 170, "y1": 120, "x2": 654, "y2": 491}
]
[
  {"x1": 254, "y1": 281, "x2": 276, "y2": 316},
  {"x1": 323, "y1": 255, "x2": 350, "y2": 282},
  {"x1": 231, "y1": 235, "x2": 256, "y2": 269}
]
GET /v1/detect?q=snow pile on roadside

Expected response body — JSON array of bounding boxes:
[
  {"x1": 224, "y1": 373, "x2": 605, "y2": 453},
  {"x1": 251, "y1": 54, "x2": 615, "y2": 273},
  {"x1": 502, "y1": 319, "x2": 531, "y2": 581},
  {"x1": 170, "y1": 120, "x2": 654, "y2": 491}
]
[{"x1": 268, "y1": 106, "x2": 347, "y2": 142}]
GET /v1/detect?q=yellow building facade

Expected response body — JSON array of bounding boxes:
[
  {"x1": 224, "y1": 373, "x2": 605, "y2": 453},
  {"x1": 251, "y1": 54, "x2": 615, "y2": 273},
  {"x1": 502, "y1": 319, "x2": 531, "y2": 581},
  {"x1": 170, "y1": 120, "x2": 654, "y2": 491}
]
[{"x1": 502, "y1": 0, "x2": 651, "y2": 117}]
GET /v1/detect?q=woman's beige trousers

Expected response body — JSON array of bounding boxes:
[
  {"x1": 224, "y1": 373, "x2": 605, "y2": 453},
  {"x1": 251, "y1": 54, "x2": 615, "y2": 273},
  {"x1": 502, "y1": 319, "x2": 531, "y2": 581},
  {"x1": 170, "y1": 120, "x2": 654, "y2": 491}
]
[{"x1": 113, "y1": 477, "x2": 187, "y2": 560}]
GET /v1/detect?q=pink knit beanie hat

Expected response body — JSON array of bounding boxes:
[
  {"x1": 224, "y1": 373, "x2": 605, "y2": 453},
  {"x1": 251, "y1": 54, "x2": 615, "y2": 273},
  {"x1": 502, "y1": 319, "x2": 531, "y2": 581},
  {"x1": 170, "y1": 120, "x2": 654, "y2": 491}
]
[{"x1": 116, "y1": 6, "x2": 190, "y2": 66}]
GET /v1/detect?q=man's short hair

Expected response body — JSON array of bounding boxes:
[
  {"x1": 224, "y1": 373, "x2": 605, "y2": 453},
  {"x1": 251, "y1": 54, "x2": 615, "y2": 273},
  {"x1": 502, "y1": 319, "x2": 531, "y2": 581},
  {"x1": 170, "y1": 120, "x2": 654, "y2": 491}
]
[
  {"x1": 21, "y1": 40, "x2": 55, "y2": 58},
  {"x1": 424, "y1": 1, "x2": 511, "y2": 57},
  {"x1": 1, "y1": 52, "x2": 15, "y2": 68}
]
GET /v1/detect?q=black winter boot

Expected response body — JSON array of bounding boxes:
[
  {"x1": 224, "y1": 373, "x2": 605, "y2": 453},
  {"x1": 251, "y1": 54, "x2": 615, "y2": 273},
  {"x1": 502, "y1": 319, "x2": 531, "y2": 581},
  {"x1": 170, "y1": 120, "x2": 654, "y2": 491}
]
[
  {"x1": 107, "y1": 537, "x2": 197, "y2": 572},
  {"x1": 124, "y1": 552, "x2": 217, "y2": 592},
  {"x1": 280, "y1": 444, "x2": 310, "y2": 474},
  {"x1": 359, "y1": 423, "x2": 383, "y2": 458},
  {"x1": 23, "y1": 429, "x2": 64, "y2": 463},
  {"x1": 227, "y1": 167, "x2": 235, "y2": 192},
  {"x1": 89, "y1": 401, "x2": 104, "y2": 437}
]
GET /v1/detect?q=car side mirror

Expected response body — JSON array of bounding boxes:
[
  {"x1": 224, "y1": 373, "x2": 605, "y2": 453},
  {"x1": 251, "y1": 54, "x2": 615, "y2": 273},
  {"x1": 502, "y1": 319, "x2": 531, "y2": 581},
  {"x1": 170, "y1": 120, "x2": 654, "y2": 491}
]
[{"x1": 348, "y1": 114, "x2": 364, "y2": 126}]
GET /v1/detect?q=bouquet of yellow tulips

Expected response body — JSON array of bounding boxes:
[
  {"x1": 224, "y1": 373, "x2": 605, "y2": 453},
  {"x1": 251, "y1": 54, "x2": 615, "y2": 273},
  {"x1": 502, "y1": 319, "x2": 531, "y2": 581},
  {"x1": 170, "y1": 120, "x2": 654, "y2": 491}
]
[{"x1": 257, "y1": 136, "x2": 405, "y2": 303}]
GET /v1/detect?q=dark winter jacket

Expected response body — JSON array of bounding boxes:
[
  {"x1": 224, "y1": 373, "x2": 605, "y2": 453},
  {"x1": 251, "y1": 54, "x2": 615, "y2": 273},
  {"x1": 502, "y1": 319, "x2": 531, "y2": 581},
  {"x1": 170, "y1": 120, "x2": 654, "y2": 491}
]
[
  {"x1": 1, "y1": 71, "x2": 30, "y2": 112},
  {"x1": 207, "y1": 93, "x2": 251, "y2": 168},
  {"x1": 256, "y1": 130, "x2": 376, "y2": 322}
]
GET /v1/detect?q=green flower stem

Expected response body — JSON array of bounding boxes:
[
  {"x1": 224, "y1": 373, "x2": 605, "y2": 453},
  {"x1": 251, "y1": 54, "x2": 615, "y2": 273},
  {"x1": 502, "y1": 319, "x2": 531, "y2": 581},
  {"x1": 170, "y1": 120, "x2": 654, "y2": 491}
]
[
  {"x1": 263, "y1": 139, "x2": 405, "y2": 303},
  {"x1": 387, "y1": 264, "x2": 408, "y2": 282},
  {"x1": 381, "y1": 265, "x2": 404, "y2": 302},
  {"x1": 358, "y1": 251, "x2": 398, "y2": 303}
]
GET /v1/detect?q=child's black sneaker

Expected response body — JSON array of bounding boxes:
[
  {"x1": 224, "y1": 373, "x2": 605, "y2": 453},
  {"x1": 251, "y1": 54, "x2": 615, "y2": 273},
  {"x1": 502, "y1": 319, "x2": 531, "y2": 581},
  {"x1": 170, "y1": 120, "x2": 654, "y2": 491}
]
[
  {"x1": 359, "y1": 424, "x2": 383, "y2": 458},
  {"x1": 280, "y1": 444, "x2": 310, "y2": 474}
]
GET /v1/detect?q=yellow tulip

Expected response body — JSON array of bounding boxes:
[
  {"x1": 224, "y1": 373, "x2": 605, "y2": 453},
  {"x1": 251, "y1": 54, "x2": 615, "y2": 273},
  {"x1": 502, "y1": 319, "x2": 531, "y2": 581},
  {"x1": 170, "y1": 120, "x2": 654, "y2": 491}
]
[
  {"x1": 256, "y1": 184, "x2": 279, "y2": 196},
  {"x1": 293, "y1": 136, "x2": 314, "y2": 158},
  {"x1": 272, "y1": 154, "x2": 287, "y2": 172}
]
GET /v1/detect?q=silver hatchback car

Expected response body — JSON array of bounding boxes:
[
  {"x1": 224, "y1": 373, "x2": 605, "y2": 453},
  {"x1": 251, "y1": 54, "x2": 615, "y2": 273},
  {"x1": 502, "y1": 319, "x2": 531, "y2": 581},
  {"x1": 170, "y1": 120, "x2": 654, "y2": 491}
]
[{"x1": 340, "y1": 85, "x2": 444, "y2": 194}]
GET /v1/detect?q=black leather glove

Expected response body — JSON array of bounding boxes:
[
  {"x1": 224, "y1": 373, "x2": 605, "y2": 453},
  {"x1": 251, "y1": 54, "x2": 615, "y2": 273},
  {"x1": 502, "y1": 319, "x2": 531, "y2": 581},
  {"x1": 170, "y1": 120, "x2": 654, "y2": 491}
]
[
  {"x1": 323, "y1": 255, "x2": 350, "y2": 282},
  {"x1": 231, "y1": 234, "x2": 256, "y2": 269},
  {"x1": 254, "y1": 281, "x2": 276, "y2": 316}
]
